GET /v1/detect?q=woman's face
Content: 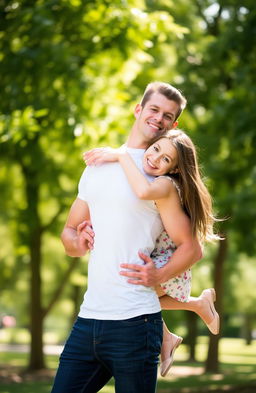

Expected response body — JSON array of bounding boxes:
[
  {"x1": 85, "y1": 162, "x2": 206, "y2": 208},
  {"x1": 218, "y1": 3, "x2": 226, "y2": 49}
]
[{"x1": 143, "y1": 137, "x2": 178, "y2": 177}]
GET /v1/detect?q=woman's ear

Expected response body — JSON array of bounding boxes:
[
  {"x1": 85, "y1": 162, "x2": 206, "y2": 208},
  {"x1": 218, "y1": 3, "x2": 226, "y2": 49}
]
[{"x1": 169, "y1": 167, "x2": 179, "y2": 174}]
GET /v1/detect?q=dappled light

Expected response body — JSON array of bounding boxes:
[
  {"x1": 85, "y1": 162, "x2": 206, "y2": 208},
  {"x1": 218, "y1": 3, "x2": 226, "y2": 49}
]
[{"x1": 0, "y1": 0, "x2": 255, "y2": 391}]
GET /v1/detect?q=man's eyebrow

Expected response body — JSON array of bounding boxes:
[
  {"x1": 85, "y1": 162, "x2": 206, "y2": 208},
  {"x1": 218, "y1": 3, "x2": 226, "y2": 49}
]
[{"x1": 149, "y1": 105, "x2": 175, "y2": 117}]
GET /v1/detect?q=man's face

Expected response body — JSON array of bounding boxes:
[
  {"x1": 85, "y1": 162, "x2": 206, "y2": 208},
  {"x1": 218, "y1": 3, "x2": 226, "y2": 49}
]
[{"x1": 134, "y1": 92, "x2": 179, "y2": 143}]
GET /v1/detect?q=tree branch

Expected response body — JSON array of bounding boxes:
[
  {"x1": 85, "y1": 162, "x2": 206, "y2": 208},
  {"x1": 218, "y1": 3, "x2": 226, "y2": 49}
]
[
  {"x1": 42, "y1": 257, "x2": 81, "y2": 318},
  {"x1": 194, "y1": 0, "x2": 223, "y2": 36},
  {"x1": 40, "y1": 205, "x2": 65, "y2": 233}
]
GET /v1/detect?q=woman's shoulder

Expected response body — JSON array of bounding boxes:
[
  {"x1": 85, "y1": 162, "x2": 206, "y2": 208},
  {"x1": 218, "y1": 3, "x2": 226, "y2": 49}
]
[{"x1": 156, "y1": 176, "x2": 183, "y2": 203}]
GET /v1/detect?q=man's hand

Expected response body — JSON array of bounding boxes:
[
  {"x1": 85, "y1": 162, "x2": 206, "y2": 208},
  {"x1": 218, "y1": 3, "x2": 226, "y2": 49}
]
[
  {"x1": 77, "y1": 220, "x2": 95, "y2": 251},
  {"x1": 119, "y1": 251, "x2": 162, "y2": 287}
]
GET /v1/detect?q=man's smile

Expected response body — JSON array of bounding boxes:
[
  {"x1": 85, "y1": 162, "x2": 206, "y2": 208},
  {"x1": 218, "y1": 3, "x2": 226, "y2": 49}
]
[{"x1": 147, "y1": 121, "x2": 162, "y2": 131}]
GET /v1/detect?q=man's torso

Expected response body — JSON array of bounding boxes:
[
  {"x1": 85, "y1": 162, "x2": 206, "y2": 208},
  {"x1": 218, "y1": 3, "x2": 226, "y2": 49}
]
[{"x1": 77, "y1": 147, "x2": 163, "y2": 320}]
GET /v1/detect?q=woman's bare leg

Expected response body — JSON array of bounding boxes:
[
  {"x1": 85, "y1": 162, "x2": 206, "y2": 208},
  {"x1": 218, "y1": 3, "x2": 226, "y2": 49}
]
[
  {"x1": 155, "y1": 286, "x2": 219, "y2": 377},
  {"x1": 159, "y1": 288, "x2": 219, "y2": 334}
]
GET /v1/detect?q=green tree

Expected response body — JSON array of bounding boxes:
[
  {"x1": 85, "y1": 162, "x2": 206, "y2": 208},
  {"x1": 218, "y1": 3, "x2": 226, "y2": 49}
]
[
  {"x1": 143, "y1": 0, "x2": 256, "y2": 371},
  {"x1": 0, "y1": 0, "x2": 186, "y2": 370},
  {"x1": 175, "y1": 0, "x2": 256, "y2": 371}
]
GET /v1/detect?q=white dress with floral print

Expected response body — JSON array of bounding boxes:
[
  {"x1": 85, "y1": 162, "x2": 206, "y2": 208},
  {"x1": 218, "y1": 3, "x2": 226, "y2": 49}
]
[{"x1": 151, "y1": 177, "x2": 192, "y2": 302}]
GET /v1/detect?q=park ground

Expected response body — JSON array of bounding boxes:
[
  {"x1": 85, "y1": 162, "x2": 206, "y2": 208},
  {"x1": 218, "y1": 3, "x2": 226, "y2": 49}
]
[{"x1": 0, "y1": 337, "x2": 255, "y2": 393}]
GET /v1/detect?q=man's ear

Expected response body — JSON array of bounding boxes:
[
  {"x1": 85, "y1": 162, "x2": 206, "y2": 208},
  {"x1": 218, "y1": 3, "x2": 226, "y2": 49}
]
[
  {"x1": 171, "y1": 120, "x2": 178, "y2": 129},
  {"x1": 134, "y1": 103, "x2": 142, "y2": 119}
]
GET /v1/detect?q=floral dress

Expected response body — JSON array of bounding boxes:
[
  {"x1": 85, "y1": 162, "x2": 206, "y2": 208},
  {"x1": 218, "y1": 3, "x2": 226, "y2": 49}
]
[{"x1": 151, "y1": 177, "x2": 192, "y2": 302}]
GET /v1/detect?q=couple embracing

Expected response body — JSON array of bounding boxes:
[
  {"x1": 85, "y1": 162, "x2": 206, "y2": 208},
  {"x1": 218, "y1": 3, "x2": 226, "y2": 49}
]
[{"x1": 51, "y1": 82, "x2": 219, "y2": 393}]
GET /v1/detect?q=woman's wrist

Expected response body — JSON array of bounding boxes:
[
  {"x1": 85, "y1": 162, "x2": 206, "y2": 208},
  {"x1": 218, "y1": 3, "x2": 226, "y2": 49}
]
[{"x1": 118, "y1": 151, "x2": 129, "y2": 162}]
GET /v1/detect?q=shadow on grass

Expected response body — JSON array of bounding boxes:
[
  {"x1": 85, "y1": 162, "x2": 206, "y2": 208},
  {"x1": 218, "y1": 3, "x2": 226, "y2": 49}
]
[{"x1": 0, "y1": 382, "x2": 52, "y2": 393}]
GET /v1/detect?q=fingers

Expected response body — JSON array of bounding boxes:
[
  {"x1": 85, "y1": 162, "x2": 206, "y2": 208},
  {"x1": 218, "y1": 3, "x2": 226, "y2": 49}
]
[
  {"x1": 83, "y1": 147, "x2": 118, "y2": 166},
  {"x1": 77, "y1": 221, "x2": 89, "y2": 234},
  {"x1": 120, "y1": 257, "x2": 157, "y2": 287},
  {"x1": 119, "y1": 270, "x2": 151, "y2": 286},
  {"x1": 127, "y1": 279, "x2": 144, "y2": 285},
  {"x1": 120, "y1": 263, "x2": 143, "y2": 271},
  {"x1": 83, "y1": 147, "x2": 110, "y2": 165},
  {"x1": 119, "y1": 270, "x2": 145, "y2": 285},
  {"x1": 77, "y1": 220, "x2": 93, "y2": 234},
  {"x1": 83, "y1": 149, "x2": 98, "y2": 163},
  {"x1": 119, "y1": 263, "x2": 144, "y2": 280},
  {"x1": 77, "y1": 221, "x2": 95, "y2": 250},
  {"x1": 84, "y1": 151, "x2": 106, "y2": 166},
  {"x1": 138, "y1": 251, "x2": 153, "y2": 264},
  {"x1": 119, "y1": 270, "x2": 142, "y2": 279},
  {"x1": 78, "y1": 230, "x2": 94, "y2": 250}
]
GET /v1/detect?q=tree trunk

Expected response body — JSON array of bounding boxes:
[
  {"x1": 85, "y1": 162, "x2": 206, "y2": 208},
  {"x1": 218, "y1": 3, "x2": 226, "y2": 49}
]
[
  {"x1": 205, "y1": 236, "x2": 228, "y2": 373},
  {"x1": 185, "y1": 311, "x2": 198, "y2": 361},
  {"x1": 20, "y1": 137, "x2": 81, "y2": 370},
  {"x1": 24, "y1": 170, "x2": 45, "y2": 371},
  {"x1": 28, "y1": 225, "x2": 45, "y2": 370},
  {"x1": 70, "y1": 284, "x2": 82, "y2": 328},
  {"x1": 244, "y1": 313, "x2": 253, "y2": 345}
]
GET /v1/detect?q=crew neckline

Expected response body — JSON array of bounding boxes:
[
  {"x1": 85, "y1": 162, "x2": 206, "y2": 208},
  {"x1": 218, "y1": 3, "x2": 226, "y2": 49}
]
[{"x1": 121, "y1": 144, "x2": 145, "y2": 156}]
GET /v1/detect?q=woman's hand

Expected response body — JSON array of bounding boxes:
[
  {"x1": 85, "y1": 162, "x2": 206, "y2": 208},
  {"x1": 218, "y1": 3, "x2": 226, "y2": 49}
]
[{"x1": 83, "y1": 147, "x2": 121, "y2": 166}]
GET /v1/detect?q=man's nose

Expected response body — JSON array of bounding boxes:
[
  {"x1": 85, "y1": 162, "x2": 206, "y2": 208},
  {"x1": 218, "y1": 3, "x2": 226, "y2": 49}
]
[{"x1": 154, "y1": 112, "x2": 163, "y2": 122}]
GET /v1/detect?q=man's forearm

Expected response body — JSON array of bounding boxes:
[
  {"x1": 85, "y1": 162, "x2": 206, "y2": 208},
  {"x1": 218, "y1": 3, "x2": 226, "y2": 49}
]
[
  {"x1": 61, "y1": 227, "x2": 88, "y2": 257},
  {"x1": 157, "y1": 241, "x2": 202, "y2": 283}
]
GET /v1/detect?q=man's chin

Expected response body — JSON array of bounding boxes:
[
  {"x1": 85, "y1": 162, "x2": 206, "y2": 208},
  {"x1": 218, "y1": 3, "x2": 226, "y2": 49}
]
[{"x1": 146, "y1": 129, "x2": 164, "y2": 139}]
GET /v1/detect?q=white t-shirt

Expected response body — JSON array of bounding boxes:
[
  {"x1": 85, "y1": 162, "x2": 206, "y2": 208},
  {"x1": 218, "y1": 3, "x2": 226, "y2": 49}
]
[{"x1": 77, "y1": 147, "x2": 163, "y2": 320}]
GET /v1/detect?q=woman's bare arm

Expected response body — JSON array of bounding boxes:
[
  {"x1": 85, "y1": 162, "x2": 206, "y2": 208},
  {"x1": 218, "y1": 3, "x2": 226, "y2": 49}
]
[{"x1": 84, "y1": 148, "x2": 171, "y2": 199}]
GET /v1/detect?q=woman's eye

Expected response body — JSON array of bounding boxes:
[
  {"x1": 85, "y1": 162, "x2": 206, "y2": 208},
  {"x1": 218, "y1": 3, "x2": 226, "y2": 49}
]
[
  {"x1": 153, "y1": 146, "x2": 158, "y2": 151},
  {"x1": 163, "y1": 157, "x2": 170, "y2": 163}
]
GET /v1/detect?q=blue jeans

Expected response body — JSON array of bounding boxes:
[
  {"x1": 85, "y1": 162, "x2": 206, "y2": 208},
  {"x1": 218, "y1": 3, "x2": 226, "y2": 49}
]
[{"x1": 51, "y1": 312, "x2": 163, "y2": 393}]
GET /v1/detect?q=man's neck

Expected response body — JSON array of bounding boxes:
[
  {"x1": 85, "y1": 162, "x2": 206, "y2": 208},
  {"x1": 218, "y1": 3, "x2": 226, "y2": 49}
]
[{"x1": 125, "y1": 128, "x2": 148, "y2": 149}]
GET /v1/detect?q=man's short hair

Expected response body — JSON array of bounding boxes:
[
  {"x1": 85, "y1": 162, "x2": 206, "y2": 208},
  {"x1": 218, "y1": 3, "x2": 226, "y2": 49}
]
[{"x1": 140, "y1": 82, "x2": 187, "y2": 121}]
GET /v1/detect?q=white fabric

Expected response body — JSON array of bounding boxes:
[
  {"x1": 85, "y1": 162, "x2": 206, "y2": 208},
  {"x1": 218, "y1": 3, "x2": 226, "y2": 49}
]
[{"x1": 77, "y1": 147, "x2": 163, "y2": 320}]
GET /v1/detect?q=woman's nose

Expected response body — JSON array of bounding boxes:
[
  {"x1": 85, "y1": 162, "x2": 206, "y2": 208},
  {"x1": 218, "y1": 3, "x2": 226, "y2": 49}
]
[{"x1": 152, "y1": 154, "x2": 160, "y2": 163}]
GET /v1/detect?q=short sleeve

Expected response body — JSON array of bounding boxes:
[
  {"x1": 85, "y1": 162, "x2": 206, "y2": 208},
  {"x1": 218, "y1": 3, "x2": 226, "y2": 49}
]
[{"x1": 77, "y1": 167, "x2": 89, "y2": 202}]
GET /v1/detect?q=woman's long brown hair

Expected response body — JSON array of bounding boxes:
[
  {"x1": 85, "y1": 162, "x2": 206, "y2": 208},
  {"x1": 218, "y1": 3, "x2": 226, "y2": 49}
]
[{"x1": 149, "y1": 129, "x2": 220, "y2": 243}]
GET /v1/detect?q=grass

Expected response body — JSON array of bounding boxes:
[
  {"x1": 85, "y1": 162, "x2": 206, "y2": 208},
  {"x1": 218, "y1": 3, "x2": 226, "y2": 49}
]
[{"x1": 0, "y1": 337, "x2": 255, "y2": 393}]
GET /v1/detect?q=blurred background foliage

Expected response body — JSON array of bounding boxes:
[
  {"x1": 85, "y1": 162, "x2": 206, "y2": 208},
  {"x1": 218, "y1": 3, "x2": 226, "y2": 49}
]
[{"x1": 0, "y1": 0, "x2": 255, "y2": 373}]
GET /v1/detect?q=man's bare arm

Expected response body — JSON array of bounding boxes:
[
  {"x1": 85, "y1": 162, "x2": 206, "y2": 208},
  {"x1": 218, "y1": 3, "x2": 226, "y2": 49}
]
[
  {"x1": 155, "y1": 195, "x2": 202, "y2": 282},
  {"x1": 61, "y1": 198, "x2": 94, "y2": 257}
]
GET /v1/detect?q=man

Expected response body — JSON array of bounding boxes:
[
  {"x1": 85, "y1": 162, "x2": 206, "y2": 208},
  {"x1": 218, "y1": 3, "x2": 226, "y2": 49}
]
[{"x1": 51, "y1": 82, "x2": 202, "y2": 393}]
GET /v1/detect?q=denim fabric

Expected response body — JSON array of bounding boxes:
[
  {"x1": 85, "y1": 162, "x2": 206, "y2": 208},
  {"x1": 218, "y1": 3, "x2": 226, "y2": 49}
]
[{"x1": 51, "y1": 312, "x2": 163, "y2": 393}]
